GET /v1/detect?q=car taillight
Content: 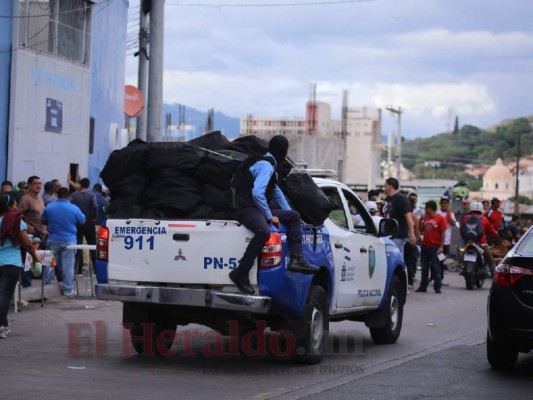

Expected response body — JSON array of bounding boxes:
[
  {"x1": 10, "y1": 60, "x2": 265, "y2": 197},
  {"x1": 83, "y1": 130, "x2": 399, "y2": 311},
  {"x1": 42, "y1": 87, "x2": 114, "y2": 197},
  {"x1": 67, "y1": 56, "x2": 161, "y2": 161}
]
[
  {"x1": 494, "y1": 263, "x2": 533, "y2": 287},
  {"x1": 96, "y1": 227, "x2": 109, "y2": 262},
  {"x1": 259, "y1": 233, "x2": 282, "y2": 269}
]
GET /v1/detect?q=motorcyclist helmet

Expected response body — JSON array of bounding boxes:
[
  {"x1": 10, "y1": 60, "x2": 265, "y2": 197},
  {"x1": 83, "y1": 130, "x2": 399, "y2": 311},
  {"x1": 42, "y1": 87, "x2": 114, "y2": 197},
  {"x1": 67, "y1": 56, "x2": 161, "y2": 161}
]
[{"x1": 470, "y1": 201, "x2": 483, "y2": 213}]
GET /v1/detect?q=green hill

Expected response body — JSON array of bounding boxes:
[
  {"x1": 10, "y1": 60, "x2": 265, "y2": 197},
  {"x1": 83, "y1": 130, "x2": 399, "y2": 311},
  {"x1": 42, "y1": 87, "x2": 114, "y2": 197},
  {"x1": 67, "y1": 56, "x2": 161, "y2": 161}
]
[{"x1": 399, "y1": 117, "x2": 532, "y2": 189}]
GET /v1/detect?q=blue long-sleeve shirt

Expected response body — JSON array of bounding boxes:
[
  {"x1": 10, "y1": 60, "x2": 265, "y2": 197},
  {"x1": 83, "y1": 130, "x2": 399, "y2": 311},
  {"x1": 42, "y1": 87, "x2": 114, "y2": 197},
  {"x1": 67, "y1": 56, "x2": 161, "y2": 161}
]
[{"x1": 249, "y1": 152, "x2": 291, "y2": 220}]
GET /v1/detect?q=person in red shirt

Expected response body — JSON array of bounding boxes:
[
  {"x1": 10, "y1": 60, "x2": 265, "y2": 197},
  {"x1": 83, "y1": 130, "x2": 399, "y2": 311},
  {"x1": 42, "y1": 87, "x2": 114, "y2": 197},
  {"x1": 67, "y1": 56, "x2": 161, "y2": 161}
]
[
  {"x1": 461, "y1": 201, "x2": 498, "y2": 275},
  {"x1": 485, "y1": 197, "x2": 503, "y2": 234},
  {"x1": 416, "y1": 200, "x2": 447, "y2": 294}
]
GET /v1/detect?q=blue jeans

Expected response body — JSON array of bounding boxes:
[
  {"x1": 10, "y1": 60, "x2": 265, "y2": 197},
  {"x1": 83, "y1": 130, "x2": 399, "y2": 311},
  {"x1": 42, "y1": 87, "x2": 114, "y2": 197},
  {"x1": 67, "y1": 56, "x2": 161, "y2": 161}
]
[
  {"x1": 47, "y1": 240, "x2": 75, "y2": 292},
  {"x1": 420, "y1": 246, "x2": 442, "y2": 291},
  {"x1": 392, "y1": 238, "x2": 409, "y2": 259}
]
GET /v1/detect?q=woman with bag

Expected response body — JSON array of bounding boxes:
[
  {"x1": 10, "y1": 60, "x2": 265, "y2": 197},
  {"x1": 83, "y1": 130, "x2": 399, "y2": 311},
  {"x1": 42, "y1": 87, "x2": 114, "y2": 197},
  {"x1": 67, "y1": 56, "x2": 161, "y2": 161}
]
[{"x1": 0, "y1": 194, "x2": 41, "y2": 338}]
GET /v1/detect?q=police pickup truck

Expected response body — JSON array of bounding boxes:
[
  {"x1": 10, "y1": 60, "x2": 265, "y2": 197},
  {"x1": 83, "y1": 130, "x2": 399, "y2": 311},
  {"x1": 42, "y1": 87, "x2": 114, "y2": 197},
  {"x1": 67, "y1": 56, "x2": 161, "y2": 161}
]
[{"x1": 95, "y1": 178, "x2": 406, "y2": 363}]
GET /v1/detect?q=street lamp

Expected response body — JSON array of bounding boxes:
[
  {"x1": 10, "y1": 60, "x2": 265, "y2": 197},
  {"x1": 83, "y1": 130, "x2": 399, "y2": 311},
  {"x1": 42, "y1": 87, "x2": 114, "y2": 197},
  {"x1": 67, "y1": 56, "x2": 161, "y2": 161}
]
[{"x1": 386, "y1": 106, "x2": 403, "y2": 179}]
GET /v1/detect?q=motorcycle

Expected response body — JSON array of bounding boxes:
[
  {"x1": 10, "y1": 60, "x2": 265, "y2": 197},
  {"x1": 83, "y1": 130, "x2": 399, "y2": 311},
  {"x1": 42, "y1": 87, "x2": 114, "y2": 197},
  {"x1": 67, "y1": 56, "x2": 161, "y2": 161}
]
[{"x1": 460, "y1": 236, "x2": 488, "y2": 290}]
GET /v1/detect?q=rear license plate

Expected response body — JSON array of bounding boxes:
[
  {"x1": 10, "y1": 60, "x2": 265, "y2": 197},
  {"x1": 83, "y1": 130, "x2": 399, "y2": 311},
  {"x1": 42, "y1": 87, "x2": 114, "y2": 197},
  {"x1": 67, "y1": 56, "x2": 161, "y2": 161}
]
[{"x1": 464, "y1": 253, "x2": 477, "y2": 262}]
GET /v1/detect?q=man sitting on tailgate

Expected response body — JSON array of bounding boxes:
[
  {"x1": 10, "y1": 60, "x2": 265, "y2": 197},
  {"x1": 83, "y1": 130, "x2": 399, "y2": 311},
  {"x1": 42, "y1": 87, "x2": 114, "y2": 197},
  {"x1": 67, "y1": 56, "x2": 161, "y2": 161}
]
[{"x1": 229, "y1": 135, "x2": 319, "y2": 295}]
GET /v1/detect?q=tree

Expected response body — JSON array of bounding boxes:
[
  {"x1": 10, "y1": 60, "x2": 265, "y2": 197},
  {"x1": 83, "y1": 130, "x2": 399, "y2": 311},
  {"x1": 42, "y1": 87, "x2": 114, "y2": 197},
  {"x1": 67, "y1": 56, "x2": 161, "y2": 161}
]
[{"x1": 453, "y1": 116, "x2": 459, "y2": 135}]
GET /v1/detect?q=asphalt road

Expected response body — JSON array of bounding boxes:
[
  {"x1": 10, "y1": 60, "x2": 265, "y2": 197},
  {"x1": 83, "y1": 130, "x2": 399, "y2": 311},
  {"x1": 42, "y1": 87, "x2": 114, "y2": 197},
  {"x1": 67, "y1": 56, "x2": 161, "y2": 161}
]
[{"x1": 1, "y1": 271, "x2": 531, "y2": 400}]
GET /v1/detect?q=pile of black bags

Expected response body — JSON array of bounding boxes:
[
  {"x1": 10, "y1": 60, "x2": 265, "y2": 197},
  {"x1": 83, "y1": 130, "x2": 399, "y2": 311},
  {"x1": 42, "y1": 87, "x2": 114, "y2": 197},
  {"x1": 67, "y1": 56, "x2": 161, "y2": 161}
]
[{"x1": 100, "y1": 132, "x2": 332, "y2": 225}]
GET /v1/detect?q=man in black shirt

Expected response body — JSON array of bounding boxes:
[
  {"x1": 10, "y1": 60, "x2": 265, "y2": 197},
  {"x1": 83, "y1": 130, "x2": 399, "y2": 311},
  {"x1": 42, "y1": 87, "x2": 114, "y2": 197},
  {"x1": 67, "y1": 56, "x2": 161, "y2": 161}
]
[
  {"x1": 70, "y1": 178, "x2": 98, "y2": 275},
  {"x1": 382, "y1": 178, "x2": 416, "y2": 257}
]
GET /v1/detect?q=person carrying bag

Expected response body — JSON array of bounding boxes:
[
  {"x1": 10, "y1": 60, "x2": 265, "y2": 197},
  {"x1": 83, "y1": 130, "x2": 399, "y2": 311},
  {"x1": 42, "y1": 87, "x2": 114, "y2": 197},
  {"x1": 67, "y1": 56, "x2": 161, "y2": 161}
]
[{"x1": 0, "y1": 194, "x2": 41, "y2": 339}]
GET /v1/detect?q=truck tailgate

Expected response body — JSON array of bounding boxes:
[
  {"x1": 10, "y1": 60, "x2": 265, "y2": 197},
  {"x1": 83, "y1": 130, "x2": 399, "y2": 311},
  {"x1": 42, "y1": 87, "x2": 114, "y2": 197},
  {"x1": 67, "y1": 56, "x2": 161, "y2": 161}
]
[{"x1": 107, "y1": 219, "x2": 256, "y2": 285}]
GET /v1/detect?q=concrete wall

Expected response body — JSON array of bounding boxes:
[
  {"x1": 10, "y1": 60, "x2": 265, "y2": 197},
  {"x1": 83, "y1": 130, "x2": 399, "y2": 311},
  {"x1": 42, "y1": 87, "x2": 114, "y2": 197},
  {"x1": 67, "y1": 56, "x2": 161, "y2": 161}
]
[
  {"x1": 8, "y1": 50, "x2": 91, "y2": 183},
  {"x1": 88, "y1": 0, "x2": 128, "y2": 185},
  {"x1": 0, "y1": 1, "x2": 13, "y2": 180}
]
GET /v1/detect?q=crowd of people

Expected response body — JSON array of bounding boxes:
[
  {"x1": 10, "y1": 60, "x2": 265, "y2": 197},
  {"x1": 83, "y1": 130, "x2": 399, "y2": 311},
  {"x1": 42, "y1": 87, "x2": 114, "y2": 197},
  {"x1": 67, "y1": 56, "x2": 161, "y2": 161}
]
[
  {"x1": 362, "y1": 178, "x2": 525, "y2": 295},
  {"x1": 0, "y1": 175, "x2": 109, "y2": 339}
]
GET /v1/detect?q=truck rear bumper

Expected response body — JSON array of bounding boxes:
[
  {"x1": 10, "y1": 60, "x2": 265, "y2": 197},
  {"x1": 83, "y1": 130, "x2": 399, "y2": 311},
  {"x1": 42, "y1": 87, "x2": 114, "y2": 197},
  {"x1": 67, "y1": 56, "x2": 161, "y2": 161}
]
[{"x1": 95, "y1": 284, "x2": 271, "y2": 314}]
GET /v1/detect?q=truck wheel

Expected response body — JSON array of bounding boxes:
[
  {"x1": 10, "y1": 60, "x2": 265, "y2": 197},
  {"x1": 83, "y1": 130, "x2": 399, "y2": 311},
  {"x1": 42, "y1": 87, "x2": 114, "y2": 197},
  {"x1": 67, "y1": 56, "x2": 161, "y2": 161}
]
[
  {"x1": 299, "y1": 285, "x2": 328, "y2": 364},
  {"x1": 236, "y1": 324, "x2": 265, "y2": 358},
  {"x1": 370, "y1": 275, "x2": 403, "y2": 344},
  {"x1": 486, "y1": 331, "x2": 518, "y2": 370},
  {"x1": 274, "y1": 285, "x2": 329, "y2": 364},
  {"x1": 130, "y1": 322, "x2": 176, "y2": 356}
]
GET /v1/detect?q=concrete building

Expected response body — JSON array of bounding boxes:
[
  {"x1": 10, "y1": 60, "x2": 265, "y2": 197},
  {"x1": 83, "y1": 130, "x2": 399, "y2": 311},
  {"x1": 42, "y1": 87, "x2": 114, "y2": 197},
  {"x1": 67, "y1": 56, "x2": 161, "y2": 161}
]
[
  {"x1": 0, "y1": 0, "x2": 127, "y2": 185},
  {"x1": 482, "y1": 158, "x2": 514, "y2": 200},
  {"x1": 240, "y1": 101, "x2": 382, "y2": 189},
  {"x1": 507, "y1": 156, "x2": 533, "y2": 200}
]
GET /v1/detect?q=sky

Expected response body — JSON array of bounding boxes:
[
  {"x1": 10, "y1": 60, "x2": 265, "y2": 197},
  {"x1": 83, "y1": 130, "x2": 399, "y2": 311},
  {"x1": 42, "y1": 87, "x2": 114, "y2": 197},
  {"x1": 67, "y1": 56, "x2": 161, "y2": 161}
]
[{"x1": 125, "y1": 0, "x2": 533, "y2": 139}]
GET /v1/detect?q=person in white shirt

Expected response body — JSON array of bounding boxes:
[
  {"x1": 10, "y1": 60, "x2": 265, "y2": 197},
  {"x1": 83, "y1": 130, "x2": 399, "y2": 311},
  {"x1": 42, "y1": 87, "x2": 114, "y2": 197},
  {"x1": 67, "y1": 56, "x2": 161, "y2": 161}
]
[{"x1": 365, "y1": 200, "x2": 383, "y2": 230}]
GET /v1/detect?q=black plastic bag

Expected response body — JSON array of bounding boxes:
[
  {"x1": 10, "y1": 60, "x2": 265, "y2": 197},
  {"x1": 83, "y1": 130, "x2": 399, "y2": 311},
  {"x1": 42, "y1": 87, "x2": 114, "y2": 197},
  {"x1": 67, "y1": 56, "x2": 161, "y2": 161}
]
[
  {"x1": 196, "y1": 150, "x2": 249, "y2": 189},
  {"x1": 280, "y1": 172, "x2": 333, "y2": 226},
  {"x1": 147, "y1": 142, "x2": 205, "y2": 171},
  {"x1": 187, "y1": 131, "x2": 230, "y2": 151},
  {"x1": 100, "y1": 139, "x2": 150, "y2": 187},
  {"x1": 228, "y1": 135, "x2": 268, "y2": 155}
]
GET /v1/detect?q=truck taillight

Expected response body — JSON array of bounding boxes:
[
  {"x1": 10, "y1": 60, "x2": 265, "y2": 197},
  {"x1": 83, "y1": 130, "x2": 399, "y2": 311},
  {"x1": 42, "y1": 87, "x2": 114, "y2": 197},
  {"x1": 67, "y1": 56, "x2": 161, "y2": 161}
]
[
  {"x1": 96, "y1": 227, "x2": 109, "y2": 262},
  {"x1": 259, "y1": 233, "x2": 282, "y2": 269},
  {"x1": 494, "y1": 263, "x2": 533, "y2": 287}
]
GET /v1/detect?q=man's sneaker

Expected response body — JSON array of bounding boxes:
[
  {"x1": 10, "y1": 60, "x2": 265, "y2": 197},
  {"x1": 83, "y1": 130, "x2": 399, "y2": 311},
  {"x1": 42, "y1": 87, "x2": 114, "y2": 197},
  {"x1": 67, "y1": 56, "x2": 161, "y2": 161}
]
[
  {"x1": 0, "y1": 325, "x2": 9, "y2": 339},
  {"x1": 415, "y1": 287, "x2": 427, "y2": 293},
  {"x1": 64, "y1": 289, "x2": 75, "y2": 297},
  {"x1": 435, "y1": 288, "x2": 442, "y2": 294}
]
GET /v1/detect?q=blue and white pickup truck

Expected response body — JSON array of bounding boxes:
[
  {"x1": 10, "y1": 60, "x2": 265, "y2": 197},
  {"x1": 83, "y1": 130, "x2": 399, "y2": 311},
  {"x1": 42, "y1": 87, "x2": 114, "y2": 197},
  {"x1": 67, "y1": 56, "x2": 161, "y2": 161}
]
[{"x1": 95, "y1": 178, "x2": 406, "y2": 363}]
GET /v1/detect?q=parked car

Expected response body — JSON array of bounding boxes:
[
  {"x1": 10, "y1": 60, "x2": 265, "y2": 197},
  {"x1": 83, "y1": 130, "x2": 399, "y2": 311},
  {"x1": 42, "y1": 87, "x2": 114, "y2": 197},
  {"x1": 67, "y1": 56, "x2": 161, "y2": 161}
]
[{"x1": 486, "y1": 226, "x2": 533, "y2": 369}]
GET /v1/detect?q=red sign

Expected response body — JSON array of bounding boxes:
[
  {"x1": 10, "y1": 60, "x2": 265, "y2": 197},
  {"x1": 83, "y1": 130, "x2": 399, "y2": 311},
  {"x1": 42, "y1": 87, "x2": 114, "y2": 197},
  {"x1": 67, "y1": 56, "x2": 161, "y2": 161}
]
[{"x1": 124, "y1": 85, "x2": 144, "y2": 117}]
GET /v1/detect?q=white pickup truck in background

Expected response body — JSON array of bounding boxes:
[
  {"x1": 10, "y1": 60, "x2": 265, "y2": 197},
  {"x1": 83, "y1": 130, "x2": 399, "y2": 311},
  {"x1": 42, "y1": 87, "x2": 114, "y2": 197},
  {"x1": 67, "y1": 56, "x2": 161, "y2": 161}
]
[{"x1": 95, "y1": 178, "x2": 406, "y2": 364}]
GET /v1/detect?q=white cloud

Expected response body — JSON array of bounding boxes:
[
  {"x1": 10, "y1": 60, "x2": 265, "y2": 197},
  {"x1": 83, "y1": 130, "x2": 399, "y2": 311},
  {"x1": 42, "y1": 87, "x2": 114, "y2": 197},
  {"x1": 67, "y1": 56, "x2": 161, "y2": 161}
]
[{"x1": 125, "y1": 0, "x2": 533, "y2": 137}]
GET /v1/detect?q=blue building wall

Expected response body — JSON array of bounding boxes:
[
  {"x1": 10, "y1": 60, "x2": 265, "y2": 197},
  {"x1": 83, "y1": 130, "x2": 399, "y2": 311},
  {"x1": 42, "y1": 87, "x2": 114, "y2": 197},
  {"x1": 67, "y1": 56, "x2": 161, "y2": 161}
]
[
  {"x1": 89, "y1": 0, "x2": 128, "y2": 186},
  {"x1": 0, "y1": 2, "x2": 13, "y2": 181}
]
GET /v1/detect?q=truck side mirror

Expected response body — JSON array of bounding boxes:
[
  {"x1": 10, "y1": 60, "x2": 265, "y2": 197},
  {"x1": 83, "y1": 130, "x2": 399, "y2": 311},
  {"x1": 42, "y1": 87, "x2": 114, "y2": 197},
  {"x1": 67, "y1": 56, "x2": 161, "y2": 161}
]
[{"x1": 379, "y1": 218, "x2": 399, "y2": 237}]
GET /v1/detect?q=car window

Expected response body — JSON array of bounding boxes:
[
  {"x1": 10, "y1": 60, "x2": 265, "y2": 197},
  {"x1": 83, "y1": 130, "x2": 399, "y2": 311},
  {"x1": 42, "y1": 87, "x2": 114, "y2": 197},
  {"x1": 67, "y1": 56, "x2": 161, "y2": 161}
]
[
  {"x1": 342, "y1": 189, "x2": 377, "y2": 234},
  {"x1": 517, "y1": 232, "x2": 533, "y2": 253},
  {"x1": 321, "y1": 187, "x2": 349, "y2": 230}
]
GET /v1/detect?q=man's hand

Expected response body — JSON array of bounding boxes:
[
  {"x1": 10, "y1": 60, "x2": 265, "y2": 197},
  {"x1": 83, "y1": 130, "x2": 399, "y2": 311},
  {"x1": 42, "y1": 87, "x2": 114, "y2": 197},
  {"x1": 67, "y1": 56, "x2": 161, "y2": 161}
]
[
  {"x1": 270, "y1": 216, "x2": 281, "y2": 230},
  {"x1": 409, "y1": 232, "x2": 417, "y2": 247}
]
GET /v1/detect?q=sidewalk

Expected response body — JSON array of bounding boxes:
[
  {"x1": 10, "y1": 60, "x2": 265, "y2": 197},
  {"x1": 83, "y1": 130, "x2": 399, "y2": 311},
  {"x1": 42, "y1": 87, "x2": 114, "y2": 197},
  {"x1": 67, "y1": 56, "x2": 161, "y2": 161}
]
[{"x1": 19, "y1": 271, "x2": 96, "y2": 303}]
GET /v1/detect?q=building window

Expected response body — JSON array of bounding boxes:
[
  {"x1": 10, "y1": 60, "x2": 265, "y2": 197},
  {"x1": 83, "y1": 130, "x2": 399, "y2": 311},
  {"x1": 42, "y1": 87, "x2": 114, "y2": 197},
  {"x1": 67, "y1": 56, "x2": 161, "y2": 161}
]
[
  {"x1": 495, "y1": 183, "x2": 499, "y2": 190},
  {"x1": 506, "y1": 183, "x2": 509, "y2": 189},
  {"x1": 89, "y1": 117, "x2": 95, "y2": 154},
  {"x1": 18, "y1": 0, "x2": 93, "y2": 65}
]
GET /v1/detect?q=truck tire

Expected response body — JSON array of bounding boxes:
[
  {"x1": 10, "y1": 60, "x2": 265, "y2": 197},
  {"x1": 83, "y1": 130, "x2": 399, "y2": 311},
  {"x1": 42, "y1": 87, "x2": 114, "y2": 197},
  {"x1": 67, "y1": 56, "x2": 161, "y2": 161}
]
[
  {"x1": 486, "y1": 331, "x2": 518, "y2": 370},
  {"x1": 273, "y1": 285, "x2": 329, "y2": 364},
  {"x1": 370, "y1": 275, "x2": 403, "y2": 344},
  {"x1": 129, "y1": 322, "x2": 176, "y2": 356}
]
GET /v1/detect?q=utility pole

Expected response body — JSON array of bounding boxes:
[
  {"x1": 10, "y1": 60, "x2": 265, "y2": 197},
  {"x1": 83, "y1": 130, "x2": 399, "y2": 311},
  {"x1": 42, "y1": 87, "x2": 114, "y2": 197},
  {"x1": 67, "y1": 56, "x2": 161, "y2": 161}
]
[
  {"x1": 515, "y1": 131, "x2": 521, "y2": 216},
  {"x1": 146, "y1": 0, "x2": 164, "y2": 142},
  {"x1": 341, "y1": 89, "x2": 348, "y2": 139},
  {"x1": 136, "y1": 1, "x2": 149, "y2": 141},
  {"x1": 386, "y1": 106, "x2": 403, "y2": 179}
]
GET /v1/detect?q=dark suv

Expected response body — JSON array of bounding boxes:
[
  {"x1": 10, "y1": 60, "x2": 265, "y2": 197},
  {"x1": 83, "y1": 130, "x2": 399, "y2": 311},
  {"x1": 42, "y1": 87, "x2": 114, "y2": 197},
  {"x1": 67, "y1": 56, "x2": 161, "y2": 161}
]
[{"x1": 487, "y1": 227, "x2": 533, "y2": 369}]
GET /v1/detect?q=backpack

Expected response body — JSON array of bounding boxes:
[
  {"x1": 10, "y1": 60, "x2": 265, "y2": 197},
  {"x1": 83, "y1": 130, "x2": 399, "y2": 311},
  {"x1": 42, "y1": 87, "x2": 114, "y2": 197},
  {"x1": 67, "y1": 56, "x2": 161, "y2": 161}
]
[
  {"x1": 229, "y1": 156, "x2": 276, "y2": 210},
  {"x1": 461, "y1": 215, "x2": 483, "y2": 241}
]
